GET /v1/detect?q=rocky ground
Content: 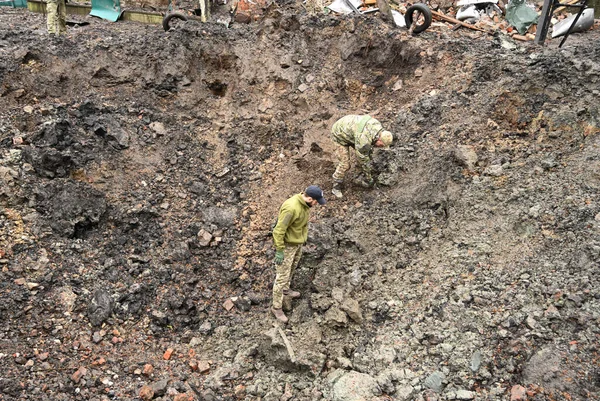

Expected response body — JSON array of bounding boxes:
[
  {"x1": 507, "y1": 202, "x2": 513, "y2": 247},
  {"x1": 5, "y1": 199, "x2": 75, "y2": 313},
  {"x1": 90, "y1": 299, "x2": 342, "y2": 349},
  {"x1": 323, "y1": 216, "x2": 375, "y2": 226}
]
[{"x1": 1, "y1": 4, "x2": 600, "y2": 401}]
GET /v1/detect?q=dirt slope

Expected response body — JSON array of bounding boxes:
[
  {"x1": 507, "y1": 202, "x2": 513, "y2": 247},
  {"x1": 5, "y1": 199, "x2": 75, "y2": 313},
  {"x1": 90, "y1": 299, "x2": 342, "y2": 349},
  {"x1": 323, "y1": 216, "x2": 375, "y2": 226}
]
[{"x1": 1, "y1": 5, "x2": 599, "y2": 401}]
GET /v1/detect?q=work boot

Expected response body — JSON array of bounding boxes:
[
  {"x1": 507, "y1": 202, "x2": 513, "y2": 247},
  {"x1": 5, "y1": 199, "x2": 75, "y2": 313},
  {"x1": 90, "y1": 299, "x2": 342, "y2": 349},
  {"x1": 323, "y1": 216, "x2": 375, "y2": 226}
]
[
  {"x1": 332, "y1": 182, "x2": 343, "y2": 199},
  {"x1": 283, "y1": 290, "x2": 301, "y2": 299},
  {"x1": 271, "y1": 307, "x2": 288, "y2": 323}
]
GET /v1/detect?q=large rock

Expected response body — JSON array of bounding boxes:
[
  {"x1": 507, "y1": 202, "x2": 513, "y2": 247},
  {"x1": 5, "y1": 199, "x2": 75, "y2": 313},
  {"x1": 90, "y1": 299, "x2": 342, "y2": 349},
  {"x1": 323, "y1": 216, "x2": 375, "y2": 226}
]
[
  {"x1": 340, "y1": 298, "x2": 363, "y2": 323},
  {"x1": 424, "y1": 371, "x2": 446, "y2": 393},
  {"x1": 202, "y1": 207, "x2": 237, "y2": 227},
  {"x1": 453, "y1": 145, "x2": 478, "y2": 170},
  {"x1": 87, "y1": 289, "x2": 114, "y2": 327},
  {"x1": 325, "y1": 306, "x2": 348, "y2": 327},
  {"x1": 23, "y1": 147, "x2": 73, "y2": 178},
  {"x1": 328, "y1": 370, "x2": 381, "y2": 401},
  {"x1": 522, "y1": 345, "x2": 574, "y2": 393},
  {"x1": 33, "y1": 179, "x2": 107, "y2": 238}
]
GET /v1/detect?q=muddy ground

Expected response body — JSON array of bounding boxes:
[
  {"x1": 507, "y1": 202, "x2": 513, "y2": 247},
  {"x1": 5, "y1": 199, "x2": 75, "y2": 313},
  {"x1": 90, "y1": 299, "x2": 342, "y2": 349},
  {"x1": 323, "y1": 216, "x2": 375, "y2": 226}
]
[{"x1": 1, "y1": 4, "x2": 600, "y2": 401}]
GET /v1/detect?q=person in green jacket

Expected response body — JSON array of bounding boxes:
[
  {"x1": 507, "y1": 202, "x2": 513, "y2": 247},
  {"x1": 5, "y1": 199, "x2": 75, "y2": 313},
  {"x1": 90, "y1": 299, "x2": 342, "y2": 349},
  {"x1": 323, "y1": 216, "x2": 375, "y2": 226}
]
[
  {"x1": 330, "y1": 115, "x2": 394, "y2": 198},
  {"x1": 271, "y1": 185, "x2": 326, "y2": 323}
]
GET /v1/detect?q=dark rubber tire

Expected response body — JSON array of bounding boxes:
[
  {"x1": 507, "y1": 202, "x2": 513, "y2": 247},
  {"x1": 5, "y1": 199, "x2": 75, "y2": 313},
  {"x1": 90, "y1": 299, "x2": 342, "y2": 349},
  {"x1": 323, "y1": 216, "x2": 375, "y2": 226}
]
[
  {"x1": 404, "y1": 3, "x2": 432, "y2": 34},
  {"x1": 163, "y1": 12, "x2": 189, "y2": 31}
]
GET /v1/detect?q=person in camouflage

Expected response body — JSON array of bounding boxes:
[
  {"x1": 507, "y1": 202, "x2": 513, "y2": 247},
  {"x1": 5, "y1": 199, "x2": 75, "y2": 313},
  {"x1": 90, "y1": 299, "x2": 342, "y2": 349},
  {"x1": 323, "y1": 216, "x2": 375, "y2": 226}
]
[
  {"x1": 271, "y1": 185, "x2": 326, "y2": 323},
  {"x1": 330, "y1": 115, "x2": 394, "y2": 198},
  {"x1": 47, "y1": 0, "x2": 67, "y2": 36}
]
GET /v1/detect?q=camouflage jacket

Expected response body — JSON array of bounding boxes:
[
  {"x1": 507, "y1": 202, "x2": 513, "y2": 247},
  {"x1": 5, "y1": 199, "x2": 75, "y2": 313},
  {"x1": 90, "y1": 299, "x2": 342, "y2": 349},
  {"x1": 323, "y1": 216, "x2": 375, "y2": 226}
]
[
  {"x1": 272, "y1": 194, "x2": 310, "y2": 250},
  {"x1": 331, "y1": 115, "x2": 383, "y2": 177}
]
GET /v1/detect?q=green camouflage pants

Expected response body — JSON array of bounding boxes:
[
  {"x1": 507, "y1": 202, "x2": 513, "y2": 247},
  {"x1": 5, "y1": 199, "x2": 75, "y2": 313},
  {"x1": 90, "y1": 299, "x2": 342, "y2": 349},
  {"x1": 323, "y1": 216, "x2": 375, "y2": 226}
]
[
  {"x1": 272, "y1": 243, "x2": 302, "y2": 309},
  {"x1": 332, "y1": 143, "x2": 351, "y2": 182},
  {"x1": 47, "y1": 0, "x2": 67, "y2": 35}
]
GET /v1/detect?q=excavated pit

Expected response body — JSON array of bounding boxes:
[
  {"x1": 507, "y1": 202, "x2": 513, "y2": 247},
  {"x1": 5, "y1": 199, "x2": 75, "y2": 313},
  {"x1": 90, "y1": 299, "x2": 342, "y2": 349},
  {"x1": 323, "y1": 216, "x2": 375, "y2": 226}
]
[{"x1": 1, "y1": 5, "x2": 600, "y2": 401}]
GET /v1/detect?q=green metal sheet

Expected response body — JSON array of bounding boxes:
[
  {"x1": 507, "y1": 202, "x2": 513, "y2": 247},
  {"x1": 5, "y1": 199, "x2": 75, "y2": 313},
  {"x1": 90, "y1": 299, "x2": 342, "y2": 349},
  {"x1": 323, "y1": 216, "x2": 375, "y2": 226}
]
[{"x1": 90, "y1": 0, "x2": 121, "y2": 22}]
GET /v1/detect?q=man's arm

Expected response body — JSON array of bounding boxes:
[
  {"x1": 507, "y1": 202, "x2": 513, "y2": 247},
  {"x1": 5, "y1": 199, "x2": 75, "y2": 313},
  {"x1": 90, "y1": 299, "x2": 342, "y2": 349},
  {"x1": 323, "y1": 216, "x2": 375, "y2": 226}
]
[
  {"x1": 272, "y1": 206, "x2": 294, "y2": 250},
  {"x1": 355, "y1": 120, "x2": 384, "y2": 182},
  {"x1": 355, "y1": 132, "x2": 374, "y2": 181}
]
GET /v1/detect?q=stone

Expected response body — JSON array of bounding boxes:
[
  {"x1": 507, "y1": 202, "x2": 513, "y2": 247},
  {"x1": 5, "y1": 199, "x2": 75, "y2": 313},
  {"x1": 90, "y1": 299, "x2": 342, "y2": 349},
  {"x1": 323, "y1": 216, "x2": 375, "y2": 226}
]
[
  {"x1": 298, "y1": 83, "x2": 309, "y2": 92},
  {"x1": 258, "y1": 99, "x2": 274, "y2": 113},
  {"x1": 151, "y1": 379, "x2": 169, "y2": 396},
  {"x1": 233, "y1": 384, "x2": 246, "y2": 399},
  {"x1": 522, "y1": 346, "x2": 562, "y2": 389},
  {"x1": 142, "y1": 364, "x2": 154, "y2": 376},
  {"x1": 331, "y1": 287, "x2": 344, "y2": 303},
  {"x1": 189, "y1": 181, "x2": 206, "y2": 195},
  {"x1": 25, "y1": 282, "x2": 39, "y2": 290},
  {"x1": 107, "y1": 130, "x2": 130, "y2": 149},
  {"x1": 544, "y1": 305, "x2": 561, "y2": 319},
  {"x1": 223, "y1": 298, "x2": 235, "y2": 311},
  {"x1": 233, "y1": 296, "x2": 251, "y2": 311},
  {"x1": 510, "y1": 385, "x2": 527, "y2": 401},
  {"x1": 456, "y1": 389, "x2": 475, "y2": 399},
  {"x1": 470, "y1": 350, "x2": 482, "y2": 372},
  {"x1": 340, "y1": 298, "x2": 363, "y2": 323},
  {"x1": 72, "y1": 367, "x2": 87, "y2": 383},
  {"x1": 484, "y1": 164, "x2": 504, "y2": 177},
  {"x1": 329, "y1": 370, "x2": 381, "y2": 401},
  {"x1": 325, "y1": 306, "x2": 348, "y2": 326},
  {"x1": 202, "y1": 207, "x2": 237, "y2": 227},
  {"x1": 424, "y1": 371, "x2": 445, "y2": 393},
  {"x1": 164, "y1": 348, "x2": 174, "y2": 360},
  {"x1": 149, "y1": 121, "x2": 167, "y2": 136},
  {"x1": 197, "y1": 229, "x2": 213, "y2": 247},
  {"x1": 189, "y1": 337, "x2": 202, "y2": 347},
  {"x1": 396, "y1": 385, "x2": 414, "y2": 401},
  {"x1": 151, "y1": 310, "x2": 168, "y2": 326},
  {"x1": 87, "y1": 289, "x2": 114, "y2": 327},
  {"x1": 454, "y1": 145, "x2": 478, "y2": 170},
  {"x1": 92, "y1": 331, "x2": 103, "y2": 344},
  {"x1": 198, "y1": 321, "x2": 212, "y2": 334},
  {"x1": 198, "y1": 360, "x2": 211, "y2": 373},
  {"x1": 280, "y1": 55, "x2": 292, "y2": 68},
  {"x1": 139, "y1": 385, "x2": 154, "y2": 401}
]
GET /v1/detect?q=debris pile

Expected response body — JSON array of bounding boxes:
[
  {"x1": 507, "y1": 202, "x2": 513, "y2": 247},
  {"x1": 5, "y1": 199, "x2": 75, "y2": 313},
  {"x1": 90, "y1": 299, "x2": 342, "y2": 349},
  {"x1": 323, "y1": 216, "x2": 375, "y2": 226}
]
[{"x1": 1, "y1": 4, "x2": 600, "y2": 401}]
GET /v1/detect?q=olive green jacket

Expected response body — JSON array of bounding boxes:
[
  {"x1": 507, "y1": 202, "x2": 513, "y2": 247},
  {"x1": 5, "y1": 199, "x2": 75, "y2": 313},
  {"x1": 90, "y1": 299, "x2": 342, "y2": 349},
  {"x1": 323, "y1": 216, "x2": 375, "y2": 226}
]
[
  {"x1": 331, "y1": 114, "x2": 383, "y2": 165},
  {"x1": 272, "y1": 194, "x2": 310, "y2": 250},
  {"x1": 331, "y1": 115, "x2": 384, "y2": 178}
]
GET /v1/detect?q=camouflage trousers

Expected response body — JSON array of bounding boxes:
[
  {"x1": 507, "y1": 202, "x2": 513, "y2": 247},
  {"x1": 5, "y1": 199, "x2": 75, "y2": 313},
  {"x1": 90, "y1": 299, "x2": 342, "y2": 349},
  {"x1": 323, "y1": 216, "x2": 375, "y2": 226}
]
[
  {"x1": 47, "y1": 0, "x2": 67, "y2": 35},
  {"x1": 272, "y1": 243, "x2": 302, "y2": 309},
  {"x1": 332, "y1": 143, "x2": 352, "y2": 183}
]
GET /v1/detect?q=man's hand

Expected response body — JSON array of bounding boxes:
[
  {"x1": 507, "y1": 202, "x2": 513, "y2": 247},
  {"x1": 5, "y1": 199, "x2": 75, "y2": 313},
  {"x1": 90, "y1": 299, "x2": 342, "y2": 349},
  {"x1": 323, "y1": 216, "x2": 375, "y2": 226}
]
[{"x1": 274, "y1": 250, "x2": 284, "y2": 265}]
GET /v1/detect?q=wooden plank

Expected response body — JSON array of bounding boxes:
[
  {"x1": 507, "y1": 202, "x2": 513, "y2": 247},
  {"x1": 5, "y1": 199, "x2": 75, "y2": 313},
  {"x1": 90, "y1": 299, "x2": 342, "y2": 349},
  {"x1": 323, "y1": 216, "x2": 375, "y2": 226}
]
[
  {"x1": 28, "y1": 0, "x2": 91, "y2": 16},
  {"x1": 431, "y1": 9, "x2": 492, "y2": 34},
  {"x1": 121, "y1": 10, "x2": 164, "y2": 23}
]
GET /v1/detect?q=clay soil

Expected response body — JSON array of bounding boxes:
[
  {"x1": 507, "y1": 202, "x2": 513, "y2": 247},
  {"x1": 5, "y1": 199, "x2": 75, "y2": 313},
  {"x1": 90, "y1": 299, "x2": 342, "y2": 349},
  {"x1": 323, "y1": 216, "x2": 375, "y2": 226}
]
[{"x1": 1, "y1": 4, "x2": 600, "y2": 401}]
